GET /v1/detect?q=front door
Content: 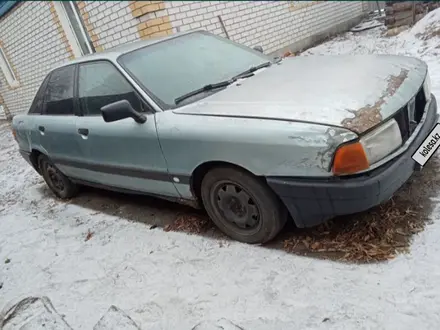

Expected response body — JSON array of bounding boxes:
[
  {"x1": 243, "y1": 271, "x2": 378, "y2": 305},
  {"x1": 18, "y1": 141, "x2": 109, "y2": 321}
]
[{"x1": 74, "y1": 60, "x2": 179, "y2": 198}]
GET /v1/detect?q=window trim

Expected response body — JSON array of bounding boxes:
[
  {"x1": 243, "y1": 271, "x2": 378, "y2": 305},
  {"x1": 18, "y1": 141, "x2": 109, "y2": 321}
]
[
  {"x1": 28, "y1": 74, "x2": 52, "y2": 115},
  {"x1": 42, "y1": 64, "x2": 77, "y2": 116},
  {"x1": 76, "y1": 59, "x2": 153, "y2": 117},
  {"x1": 40, "y1": 71, "x2": 53, "y2": 115},
  {"x1": 66, "y1": 1, "x2": 94, "y2": 54},
  {"x1": 53, "y1": 1, "x2": 94, "y2": 57},
  {"x1": 0, "y1": 45, "x2": 19, "y2": 88}
]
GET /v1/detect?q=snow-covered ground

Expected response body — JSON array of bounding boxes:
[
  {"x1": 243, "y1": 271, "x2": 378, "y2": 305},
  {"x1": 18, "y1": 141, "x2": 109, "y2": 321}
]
[{"x1": 2, "y1": 11, "x2": 440, "y2": 330}]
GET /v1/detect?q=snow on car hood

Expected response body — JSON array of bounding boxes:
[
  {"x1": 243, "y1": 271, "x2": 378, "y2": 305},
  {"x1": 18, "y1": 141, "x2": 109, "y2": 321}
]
[{"x1": 173, "y1": 55, "x2": 427, "y2": 134}]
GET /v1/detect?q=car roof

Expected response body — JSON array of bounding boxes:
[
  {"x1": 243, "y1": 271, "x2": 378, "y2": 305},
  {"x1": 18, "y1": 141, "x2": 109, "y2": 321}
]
[{"x1": 52, "y1": 29, "x2": 202, "y2": 70}]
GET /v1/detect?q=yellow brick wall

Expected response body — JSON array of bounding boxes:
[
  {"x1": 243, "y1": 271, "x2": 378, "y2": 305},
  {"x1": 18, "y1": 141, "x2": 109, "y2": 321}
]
[{"x1": 130, "y1": 1, "x2": 172, "y2": 39}]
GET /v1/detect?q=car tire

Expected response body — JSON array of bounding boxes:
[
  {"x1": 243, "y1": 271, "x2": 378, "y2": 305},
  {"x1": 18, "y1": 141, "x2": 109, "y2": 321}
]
[
  {"x1": 200, "y1": 167, "x2": 287, "y2": 244},
  {"x1": 38, "y1": 155, "x2": 79, "y2": 199}
]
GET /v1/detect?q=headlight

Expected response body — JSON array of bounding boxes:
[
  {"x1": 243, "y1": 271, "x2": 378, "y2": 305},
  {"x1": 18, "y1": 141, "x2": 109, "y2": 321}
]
[
  {"x1": 424, "y1": 73, "x2": 432, "y2": 101},
  {"x1": 360, "y1": 118, "x2": 402, "y2": 164},
  {"x1": 332, "y1": 119, "x2": 402, "y2": 175}
]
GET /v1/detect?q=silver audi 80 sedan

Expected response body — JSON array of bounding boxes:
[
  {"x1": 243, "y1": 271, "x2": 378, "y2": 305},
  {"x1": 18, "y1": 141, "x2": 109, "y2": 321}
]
[{"x1": 12, "y1": 30, "x2": 438, "y2": 244}]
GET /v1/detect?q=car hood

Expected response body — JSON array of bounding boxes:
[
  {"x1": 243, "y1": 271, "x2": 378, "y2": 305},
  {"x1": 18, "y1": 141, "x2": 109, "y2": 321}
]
[{"x1": 173, "y1": 55, "x2": 427, "y2": 134}]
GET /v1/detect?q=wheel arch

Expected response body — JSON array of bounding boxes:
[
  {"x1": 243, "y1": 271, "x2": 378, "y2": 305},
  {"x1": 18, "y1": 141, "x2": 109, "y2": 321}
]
[
  {"x1": 29, "y1": 148, "x2": 46, "y2": 174},
  {"x1": 190, "y1": 161, "x2": 261, "y2": 202},
  {"x1": 190, "y1": 160, "x2": 289, "y2": 243}
]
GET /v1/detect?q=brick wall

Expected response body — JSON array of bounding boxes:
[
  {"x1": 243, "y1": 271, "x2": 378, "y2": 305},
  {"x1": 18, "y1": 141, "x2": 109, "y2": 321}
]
[
  {"x1": 79, "y1": 1, "x2": 139, "y2": 51},
  {"x1": 132, "y1": 1, "x2": 174, "y2": 39},
  {"x1": 0, "y1": 1, "x2": 72, "y2": 117},
  {"x1": 79, "y1": 1, "x2": 173, "y2": 47},
  {"x1": 84, "y1": 1, "x2": 364, "y2": 54},
  {"x1": 165, "y1": 1, "x2": 364, "y2": 54},
  {"x1": 0, "y1": 1, "x2": 366, "y2": 118}
]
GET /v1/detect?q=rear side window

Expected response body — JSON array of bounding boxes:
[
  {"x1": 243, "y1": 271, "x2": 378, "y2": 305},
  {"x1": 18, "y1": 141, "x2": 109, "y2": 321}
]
[
  {"x1": 43, "y1": 65, "x2": 75, "y2": 116},
  {"x1": 78, "y1": 61, "x2": 141, "y2": 116},
  {"x1": 28, "y1": 74, "x2": 51, "y2": 115}
]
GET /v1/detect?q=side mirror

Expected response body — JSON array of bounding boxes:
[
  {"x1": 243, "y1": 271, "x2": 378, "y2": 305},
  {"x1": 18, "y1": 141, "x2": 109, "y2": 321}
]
[
  {"x1": 253, "y1": 45, "x2": 264, "y2": 53},
  {"x1": 101, "y1": 100, "x2": 146, "y2": 124}
]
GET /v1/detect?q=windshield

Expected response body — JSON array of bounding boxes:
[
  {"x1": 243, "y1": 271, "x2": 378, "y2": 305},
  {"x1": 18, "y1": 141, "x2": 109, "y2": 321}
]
[{"x1": 118, "y1": 31, "x2": 271, "y2": 108}]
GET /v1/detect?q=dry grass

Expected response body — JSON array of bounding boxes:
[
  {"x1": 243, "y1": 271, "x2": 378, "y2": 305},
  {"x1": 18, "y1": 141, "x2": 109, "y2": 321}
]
[
  {"x1": 283, "y1": 200, "x2": 424, "y2": 262},
  {"x1": 284, "y1": 159, "x2": 440, "y2": 262},
  {"x1": 162, "y1": 159, "x2": 440, "y2": 263},
  {"x1": 164, "y1": 213, "x2": 212, "y2": 234}
]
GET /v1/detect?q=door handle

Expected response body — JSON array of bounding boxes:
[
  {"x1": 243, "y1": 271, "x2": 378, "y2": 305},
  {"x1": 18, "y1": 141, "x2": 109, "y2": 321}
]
[
  {"x1": 78, "y1": 128, "x2": 89, "y2": 136},
  {"x1": 38, "y1": 126, "x2": 45, "y2": 132}
]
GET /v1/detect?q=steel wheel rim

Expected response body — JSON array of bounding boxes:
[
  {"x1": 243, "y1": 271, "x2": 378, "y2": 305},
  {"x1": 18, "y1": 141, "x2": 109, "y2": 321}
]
[
  {"x1": 212, "y1": 181, "x2": 261, "y2": 231},
  {"x1": 46, "y1": 163, "x2": 65, "y2": 192}
]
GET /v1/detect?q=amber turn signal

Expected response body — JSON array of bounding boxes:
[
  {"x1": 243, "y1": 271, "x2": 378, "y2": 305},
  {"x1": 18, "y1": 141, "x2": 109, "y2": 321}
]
[{"x1": 332, "y1": 141, "x2": 369, "y2": 175}]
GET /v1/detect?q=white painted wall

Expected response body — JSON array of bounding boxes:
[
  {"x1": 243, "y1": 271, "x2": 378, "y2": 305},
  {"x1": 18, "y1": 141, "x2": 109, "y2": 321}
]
[
  {"x1": 0, "y1": 1, "x2": 366, "y2": 116},
  {"x1": 0, "y1": 1, "x2": 71, "y2": 116},
  {"x1": 165, "y1": 1, "x2": 364, "y2": 54},
  {"x1": 82, "y1": 1, "x2": 140, "y2": 50},
  {"x1": 0, "y1": 104, "x2": 6, "y2": 120}
]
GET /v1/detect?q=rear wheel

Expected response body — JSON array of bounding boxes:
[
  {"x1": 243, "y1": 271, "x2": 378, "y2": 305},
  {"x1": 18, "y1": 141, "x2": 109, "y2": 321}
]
[
  {"x1": 38, "y1": 155, "x2": 78, "y2": 199},
  {"x1": 200, "y1": 167, "x2": 286, "y2": 244}
]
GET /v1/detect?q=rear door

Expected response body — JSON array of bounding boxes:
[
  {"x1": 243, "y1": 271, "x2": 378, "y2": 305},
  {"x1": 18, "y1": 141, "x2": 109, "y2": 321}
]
[
  {"x1": 74, "y1": 60, "x2": 179, "y2": 197},
  {"x1": 32, "y1": 64, "x2": 83, "y2": 177},
  {"x1": 13, "y1": 74, "x2": 51, "y2": 152}
]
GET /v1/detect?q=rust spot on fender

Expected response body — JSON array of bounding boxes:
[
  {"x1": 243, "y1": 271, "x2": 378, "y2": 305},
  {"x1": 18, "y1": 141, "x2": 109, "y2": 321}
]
[{"x1": 341, "y1": 69, "x2": 409, "y2": 134}]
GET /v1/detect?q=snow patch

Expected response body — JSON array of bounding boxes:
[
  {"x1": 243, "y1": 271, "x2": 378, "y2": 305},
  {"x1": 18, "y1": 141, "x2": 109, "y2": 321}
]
[
  {"x1": 93, "y1": 306, "x2": 140, "y2": 330},
  {"x1": 408, "y1": 8, "x2": 440, "y2": 39},
  {"x1": 0, "y1": 297, "x2": 72, "y2": 330},
  {"x1": 2, "y1": 11, "x2": 440, "y2": 330},
  {"x1": 191, "y1": 318, "x2": 244, "y2": 330}
]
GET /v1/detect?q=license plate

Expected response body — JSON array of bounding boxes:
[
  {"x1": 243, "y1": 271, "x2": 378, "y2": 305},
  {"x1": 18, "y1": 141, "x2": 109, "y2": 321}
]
[{"x1": 412, "y1": 123, "x2": 440, "y2": 167}]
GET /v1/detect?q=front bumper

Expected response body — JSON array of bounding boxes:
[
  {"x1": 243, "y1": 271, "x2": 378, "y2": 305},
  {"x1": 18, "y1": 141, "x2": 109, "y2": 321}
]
[{"x1": 267, "y1": 95, "x2": 438, "y2": 228}]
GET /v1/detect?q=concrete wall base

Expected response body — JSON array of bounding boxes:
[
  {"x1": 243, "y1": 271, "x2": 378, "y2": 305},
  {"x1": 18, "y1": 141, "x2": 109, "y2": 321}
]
[{"x1": 270, "y1": 14, "x2": 366, "y2": 57}]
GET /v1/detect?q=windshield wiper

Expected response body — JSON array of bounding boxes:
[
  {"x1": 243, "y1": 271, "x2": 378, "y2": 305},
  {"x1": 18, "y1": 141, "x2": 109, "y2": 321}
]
[
  {"x1": 175, "y1": 79, "x2": 234, "y2": 105},
  {"x1": 174, "y1": 61, "x2": 273, "y2": 105},
  {"x1": 232, "y1": 61, "x2": 272, "y2": 80}
]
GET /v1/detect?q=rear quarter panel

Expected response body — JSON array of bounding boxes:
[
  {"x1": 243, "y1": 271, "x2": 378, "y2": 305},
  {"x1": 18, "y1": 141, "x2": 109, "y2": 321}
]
[
  {"x1": 155, "y1": 111, "x2": 357, "y2": 199},
  {"x1": 12, "y1": 115, "x2": 44, "y2": 154}
]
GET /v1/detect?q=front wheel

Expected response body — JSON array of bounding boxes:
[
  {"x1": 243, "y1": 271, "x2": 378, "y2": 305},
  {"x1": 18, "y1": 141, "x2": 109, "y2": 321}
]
[
  {"x1": 200, "y1": 167, "x2": 287, "y2": 244},
  {"x1": 38, "y1": 155, "x2": 79, "y2": 199}
]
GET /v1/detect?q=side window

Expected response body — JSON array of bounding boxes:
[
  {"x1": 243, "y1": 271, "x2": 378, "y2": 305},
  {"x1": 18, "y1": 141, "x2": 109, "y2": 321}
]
[
  {"x1": 43, "y1": 65, "x2": 75, "y2": 115},
  {"x1": 78, "y1": 61, "x2": 141, "y2": 116},
  {"x1": 28, "y1": 74, "x2": 51, "y2": 115}
]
